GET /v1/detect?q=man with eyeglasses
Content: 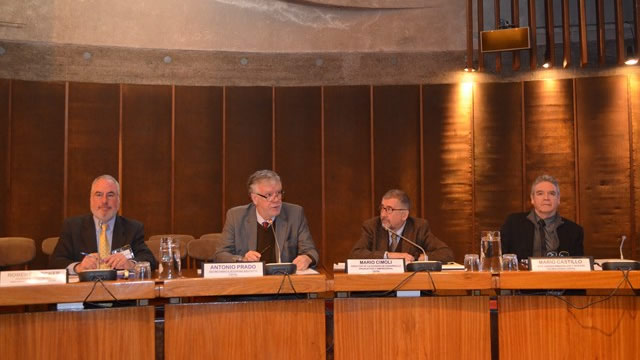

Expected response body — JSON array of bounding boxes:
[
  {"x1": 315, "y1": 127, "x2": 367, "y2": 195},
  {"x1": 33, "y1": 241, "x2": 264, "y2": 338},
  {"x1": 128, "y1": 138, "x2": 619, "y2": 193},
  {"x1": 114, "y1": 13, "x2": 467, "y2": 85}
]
[
  {"x1": 349, "y1": 189, "x2": 454, "y2": 262},
  {"x1": 50, "y1": 174, "x2": 156, "y2": 273},
  {"x1": 501, "y1": 174, "x2": 584, "y2": 259},
  {"x1": 215, "y1": 170, "x2": 318, "y2": 270}
]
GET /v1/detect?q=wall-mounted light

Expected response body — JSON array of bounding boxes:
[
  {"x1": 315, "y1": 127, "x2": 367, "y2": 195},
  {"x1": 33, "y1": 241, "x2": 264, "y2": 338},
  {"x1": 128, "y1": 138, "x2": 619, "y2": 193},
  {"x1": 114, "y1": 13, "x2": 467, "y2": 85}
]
[{"x1": 542, "y1": 49, "x2": 552, "y2": 69}]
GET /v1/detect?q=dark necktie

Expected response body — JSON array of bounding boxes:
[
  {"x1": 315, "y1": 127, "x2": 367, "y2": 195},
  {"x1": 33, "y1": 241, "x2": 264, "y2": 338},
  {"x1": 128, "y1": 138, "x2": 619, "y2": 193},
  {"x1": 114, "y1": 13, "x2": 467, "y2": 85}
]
[
  {"x1": 262, "y1": 221, "x2": 270, "y2": 229},
  {"x1": 390, "y1": 232, "x2": 399, "y2": 251},
  {"x1": 538, "y1": 219, "x2": 547, "y2": 254}
]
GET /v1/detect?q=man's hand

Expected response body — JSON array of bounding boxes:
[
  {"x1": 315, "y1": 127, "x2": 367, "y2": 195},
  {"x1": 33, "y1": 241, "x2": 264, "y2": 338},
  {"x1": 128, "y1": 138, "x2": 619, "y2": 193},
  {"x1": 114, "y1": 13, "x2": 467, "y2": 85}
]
[
  {"x1": 76, "y1": 253, "x2": 99, "y2": 272},
  {"x1": 292, "y1": 254, "x2": 312, "y2": 270},
  {"x1": 103, "y1": 252, "x2": 135, "y2": 270},
  {"x1": 243, "y1": 250, "x2": 262, "y2": 262},
  {"x1": 387, "y1": 252, "x2": 415, "y2": 262}
]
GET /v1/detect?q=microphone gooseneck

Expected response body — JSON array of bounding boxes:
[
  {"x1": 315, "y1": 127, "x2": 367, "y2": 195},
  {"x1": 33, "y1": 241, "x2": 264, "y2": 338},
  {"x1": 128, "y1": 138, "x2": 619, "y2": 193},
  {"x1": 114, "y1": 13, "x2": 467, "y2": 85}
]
[
  {"x1": 267, "y1": 219, "x2": 282, "y2": 263},
  {"x1": 382, "y1": 225, "x2": 428, "y2": 262},
  {"x1": 620, "y1": 235, "x2": 627, "y2": 260}
]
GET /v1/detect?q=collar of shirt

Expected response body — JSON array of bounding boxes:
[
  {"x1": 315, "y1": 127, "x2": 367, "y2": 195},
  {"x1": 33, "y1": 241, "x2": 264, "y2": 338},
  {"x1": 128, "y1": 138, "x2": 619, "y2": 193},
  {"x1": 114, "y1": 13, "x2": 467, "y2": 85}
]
[
  {"x1": 388, "y1": 221, "x2": 407, "y2": 246},
  {"x1": 93, "y1": 215, "x2": 116, "y2": 250},
  {"x1": 256, "y1": 210, "x2": 277, "y2": 226}
]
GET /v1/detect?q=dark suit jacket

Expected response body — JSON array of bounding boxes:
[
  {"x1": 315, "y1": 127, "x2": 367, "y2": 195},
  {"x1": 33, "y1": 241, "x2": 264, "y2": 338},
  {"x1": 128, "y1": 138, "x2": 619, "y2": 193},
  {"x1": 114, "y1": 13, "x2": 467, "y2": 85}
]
[
  {"x1": 50, "y1": 214, "x2": 157, "y2": 270},
  {"x1": 500, "y1": 212, "x2": 584, "y2": 259},
  {"x1": 214, "y1": 202, "x2": 319, "y2": 265},
  {"x1": 349, "y1": 216, "x2": 454, "y2": 262}
]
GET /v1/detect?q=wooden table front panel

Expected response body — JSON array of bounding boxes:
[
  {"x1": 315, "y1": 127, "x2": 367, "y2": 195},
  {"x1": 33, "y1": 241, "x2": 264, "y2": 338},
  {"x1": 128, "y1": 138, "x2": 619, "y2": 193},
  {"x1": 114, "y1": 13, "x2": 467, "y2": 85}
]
[
  {"x1": 499, "y1": 296, "x2": 640, "y2": 359},
  {"x1": 334, "y1": 296, "x2": 491, "y2": 359},
  {"x1": 0, "y1": 306, "x2": 155, "y2": 360},
  {"x1": 165, "y1": 299, "x2": 326, "y2": 359}
]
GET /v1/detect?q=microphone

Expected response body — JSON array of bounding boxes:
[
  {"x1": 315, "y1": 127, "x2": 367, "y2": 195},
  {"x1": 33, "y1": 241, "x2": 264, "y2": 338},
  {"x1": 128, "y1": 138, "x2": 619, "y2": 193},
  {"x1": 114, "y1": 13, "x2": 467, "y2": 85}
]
[
  {"x1": 382, "y1": 225, "x2": 442, "y2": 272},
  {"x1": 264, "y1": 219, "x2": 297, "y2": 275},
  {"x1": 598, "y1": 235, "x2": 640, "y2": 270}
]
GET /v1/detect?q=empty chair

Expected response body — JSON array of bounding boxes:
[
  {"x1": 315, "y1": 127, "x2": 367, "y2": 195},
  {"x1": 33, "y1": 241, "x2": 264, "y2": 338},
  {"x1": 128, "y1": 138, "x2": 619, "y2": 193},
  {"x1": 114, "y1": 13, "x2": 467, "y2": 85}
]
[
  {"x1": 0, "y1": 237, "x2": 36, "y2": 270},
  {"x1": 188, "y1": 233, "x2": 223, "y2": 268},
  {"x1": 41, "y1": 236, "x2": 59, "y2": 256}
]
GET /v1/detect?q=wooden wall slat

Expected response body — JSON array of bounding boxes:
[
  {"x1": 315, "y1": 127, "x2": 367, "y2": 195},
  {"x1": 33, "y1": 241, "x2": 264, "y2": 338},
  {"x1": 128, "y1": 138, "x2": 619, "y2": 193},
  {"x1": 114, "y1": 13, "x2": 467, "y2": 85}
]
[
  {"x1": 512, "y1": 0, "x2": 521, "y2": 71},
  {"x1": 67, "y1": 82, "x2": 120, "y2": 218},
  {"x1": 576, "y1": 76, "x2": 631, "y2": 258},
  {"x1": 8, "y1": 80, "x2": 65, "y2": 268},
  {"x1": 528, "y1": 0, "x2": 538, "y2": 70},
  {"x1": 631, "y1": 75, "x2": 640, "y2": 260},
  {"x1": 274, "y1": 87, "x2": 323, "y2": 260},
  {"x1": 474, "y1": 82, "x2": 523, "y2": 243},
  {"x1": 324, "y1": 86, "x2": 371, "y2": 267},
  {"x1": 224, "y1": 87, "x2": 272, "y2": 212},
  {"x1": 523, "y1": 79, "x2": 577, "y2": 221},
  {"x1": 121, "y1": 84, "x2": 173, "y2": 238},
  {"x1": 578, "y1": 0, "x2": 588, "y2": 67},
  {"x1": 373, "y1": 85, "x2": 421, "y2": 215},
  {"x1": 477, "y1": 0, "x2": 485, "y2": 71},
  {"x1": 596, "y1": 0, "x2": 605, "y2": 65},
  {"x1": 614, "y1": 0, "x2": 625, "y2": 65},
  {"x1": 0, "y1": 79, "x2": 8, "y2": 236},
  {"x1": 174, "y1": 86, "x2": 223, "y2": 237},
  {"x1": 562, "y1": 0, "x2": 571, "y2": 68},
  {"x1": 422, "y1": 83, "x2": 473, "y2": 262},
  {"x1": 544, "y1": 0, "x2": 555, "y2": 67}
]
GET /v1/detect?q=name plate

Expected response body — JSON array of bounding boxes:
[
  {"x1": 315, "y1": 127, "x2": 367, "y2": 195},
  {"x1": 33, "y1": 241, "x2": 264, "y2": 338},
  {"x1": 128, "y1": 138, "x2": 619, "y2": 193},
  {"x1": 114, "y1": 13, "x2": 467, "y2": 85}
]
[
  {"x1": 529, "y1": 257, "x2": 593, "y2": 272},
  {"x1": 0, "y1": 269, "x2": 67, "y2": 286},
  {"x1": 346, "y1": 259, "x2": 405, "y2": 274},
  {"x1": 202, "y1": 262, "x2": 264, "y2": 278}
]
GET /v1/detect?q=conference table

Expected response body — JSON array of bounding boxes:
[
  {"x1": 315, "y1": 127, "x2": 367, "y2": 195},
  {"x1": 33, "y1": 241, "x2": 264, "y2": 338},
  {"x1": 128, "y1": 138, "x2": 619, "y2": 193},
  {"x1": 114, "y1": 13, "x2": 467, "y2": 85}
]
[
  {"x1": 332, "y1": 271, "x2": 494, "y2": 360},
  {"x1": 158, "y1": 270, "x2": 328, "y2": 359},
  {"x1": 497, "y1": 271, "x2": 640, "y2": 359},
  {"x1": 0, "y1": 280, "x2": 157, "y2": 360},
  {"x1": 1, "y1": 269, "x2": 640, "y2": 359}
]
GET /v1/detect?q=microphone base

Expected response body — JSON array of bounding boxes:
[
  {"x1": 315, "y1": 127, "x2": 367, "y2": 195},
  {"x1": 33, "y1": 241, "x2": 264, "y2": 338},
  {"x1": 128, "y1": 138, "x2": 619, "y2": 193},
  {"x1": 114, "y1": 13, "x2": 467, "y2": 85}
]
[
  {"x1": 265, "y1": 262, "x2": 297, "y2": 275},
  {"x1": 406, "y1": 261, "x2": 442, "y2": 272},
  {"x1": 599, "y1": 259, "x2": 640, "y2": 271},
  {"x1": 78, "y1": 269, "x2": 117, "y2": 282}
]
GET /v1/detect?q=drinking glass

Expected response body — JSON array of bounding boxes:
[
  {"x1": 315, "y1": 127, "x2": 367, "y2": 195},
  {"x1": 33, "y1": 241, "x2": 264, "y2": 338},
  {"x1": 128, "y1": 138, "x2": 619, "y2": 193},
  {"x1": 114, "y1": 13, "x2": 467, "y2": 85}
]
[
  {"x1": 502, "y1": 253, "x2": 518, "y2": 271},
  {"x1": 134, "y1": 261, "x2": 152, "y2": 280},
  {"x1": 159, "y1": 236, "x2": 175, "y2": 279},
  {"x1": 480, "y1": 230, "x2": 502, "y2": 272},
  {"x1": 464, "y1": 254, "x2": 480, "y2": 271},
  {"x1": 171, "y1": 240, "x2": 182, "y2": 278}
]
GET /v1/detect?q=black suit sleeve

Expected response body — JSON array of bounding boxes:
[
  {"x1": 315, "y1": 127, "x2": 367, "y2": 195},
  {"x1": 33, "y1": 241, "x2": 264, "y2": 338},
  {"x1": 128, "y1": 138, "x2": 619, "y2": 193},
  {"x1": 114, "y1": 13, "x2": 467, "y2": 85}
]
[
  {"x1": 128, "y1": 222, "x2": 157, "y2": 270},
  {"x1": 49, "y1": 218, "x2": 81, "y2": 269}
]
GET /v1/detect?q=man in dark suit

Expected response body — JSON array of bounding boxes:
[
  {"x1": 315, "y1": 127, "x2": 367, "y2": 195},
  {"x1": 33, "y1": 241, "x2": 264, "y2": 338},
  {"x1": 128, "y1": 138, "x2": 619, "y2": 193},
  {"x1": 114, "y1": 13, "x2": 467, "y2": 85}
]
[
  {"x1": 214, "y1": 170, "x2": 318, "y2": 270},
  {"x1": 50, "y1": 175, "x2": 156, "y2": 273},
  {"x1": 349, "y1": 189, "x2": 454, "y2": 262},
  {"x1": 501, "y1": 174, "x2": 584, "y2": 259}
]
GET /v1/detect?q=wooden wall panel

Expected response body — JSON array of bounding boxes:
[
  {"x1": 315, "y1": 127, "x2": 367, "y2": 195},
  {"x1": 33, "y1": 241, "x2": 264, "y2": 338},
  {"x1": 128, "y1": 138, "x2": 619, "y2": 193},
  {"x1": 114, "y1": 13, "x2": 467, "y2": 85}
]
[
  {"x1": 523, "y1": 79, "x2": 577, "y2": 221},
  {"x1": 224, "y1": 87, "x2": 272, "y2": 212},
  {"x1": 67, "y1": 82, "x2": 120, "y2": 218},
  {"x1": 631, "y1": 75, "x2": 640, "y2": 260},
  {"x1": 8, "y1": 80, "x2": 65, "y2": 269},
  {"x1": 474, "y1": 82, "x2": 523, "y2": 243},
  {"x1": 121, "y1": 84, "x2": 172, "y2": 238},
  {"x1": 373, "y1": 85, "x2": 421, "y2": 215},
  {"x1": 274, "y1": 87, "x2": 323, "y2": 259},
  {"x1": 0, "y1": 79, "x2": 8, "y2": 236},
  {"x1": 576, "y1": 76, "x2": 631, "y2": 258},
  {"x1": 174, "y1": 86, "x2": 223, "y2": 237},
  {"x1": 324, "y1": 86, "x2": 371, "y2": 266},
  {"x1": 422, "y1": 83, "x2": 473, "y2": 262}
]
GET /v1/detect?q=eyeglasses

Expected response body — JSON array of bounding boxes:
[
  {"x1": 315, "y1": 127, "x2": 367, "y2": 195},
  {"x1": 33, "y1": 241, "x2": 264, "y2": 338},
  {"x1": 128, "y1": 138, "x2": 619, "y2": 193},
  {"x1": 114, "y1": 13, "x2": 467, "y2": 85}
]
[
  {"x1": 253, "y1": 190, "x2": 284, "y2": 201},
  {"x1": 379, "y1": 205, "x2": 409, "y2": 214},
  {"x1": 93, "y1": 191, "x2": 118, "y2": 200}
]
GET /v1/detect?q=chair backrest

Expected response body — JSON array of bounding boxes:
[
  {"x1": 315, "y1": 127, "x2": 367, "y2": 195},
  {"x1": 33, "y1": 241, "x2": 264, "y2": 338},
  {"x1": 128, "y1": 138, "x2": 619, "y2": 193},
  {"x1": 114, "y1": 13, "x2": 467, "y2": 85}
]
[
  {"x1": 145, "y1": 234, "x2": 193, "y2": 263},
  {"x1": 188, "y1": 233, "x2": 223, "y2": 261},
  {"x1": 0, "y1": 237, "x2": 36, "y2": 268},
  {"x1": 42, "y1": 236, "x2": 60, "y2": 256}
]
